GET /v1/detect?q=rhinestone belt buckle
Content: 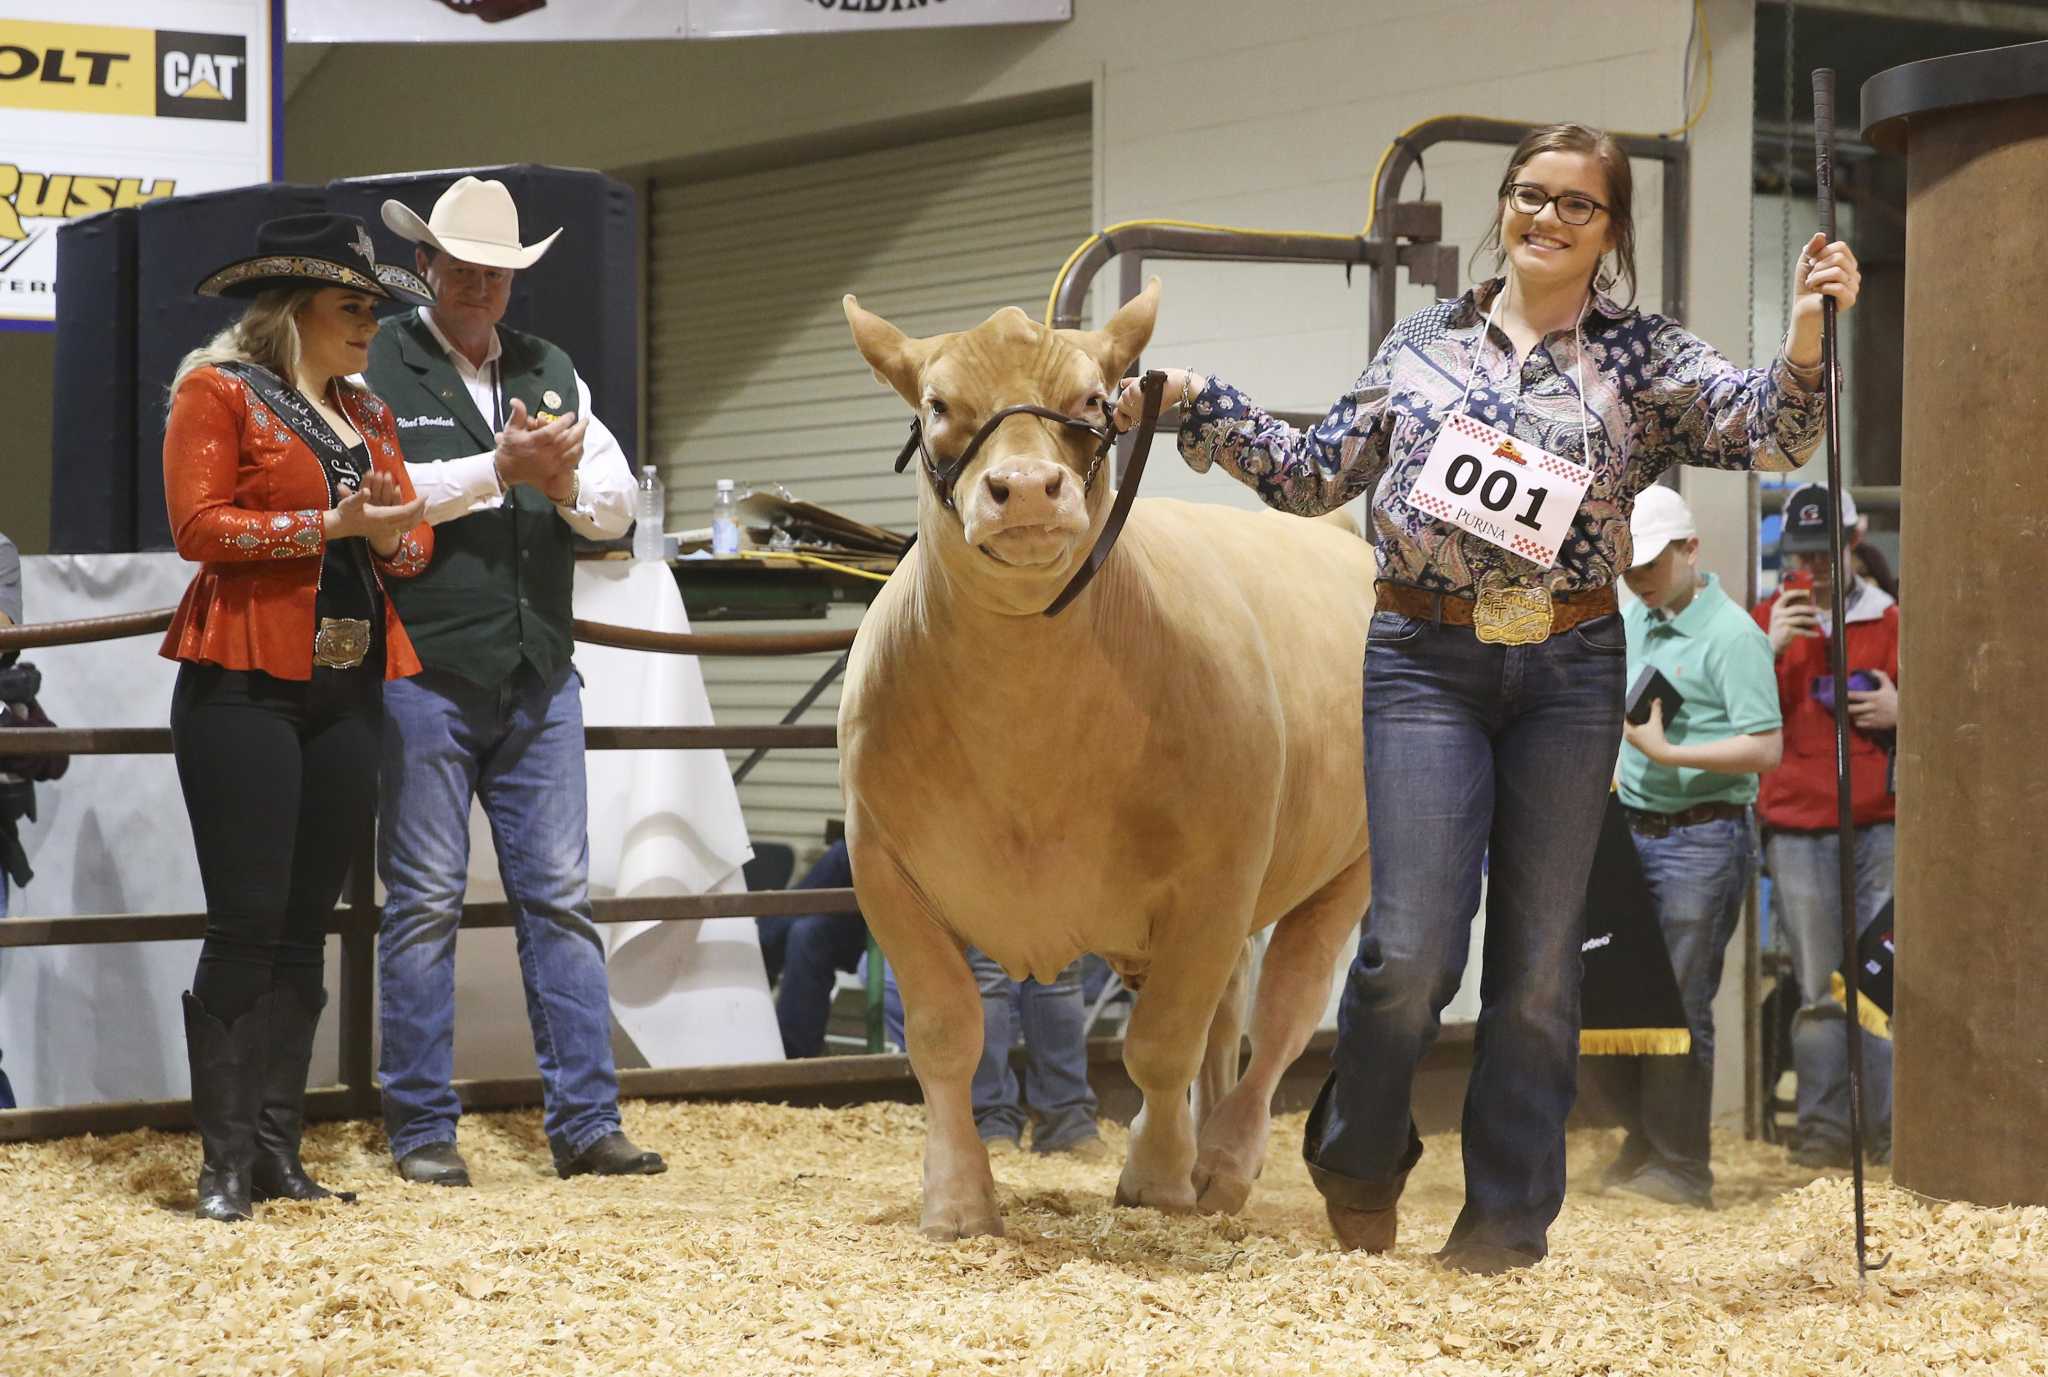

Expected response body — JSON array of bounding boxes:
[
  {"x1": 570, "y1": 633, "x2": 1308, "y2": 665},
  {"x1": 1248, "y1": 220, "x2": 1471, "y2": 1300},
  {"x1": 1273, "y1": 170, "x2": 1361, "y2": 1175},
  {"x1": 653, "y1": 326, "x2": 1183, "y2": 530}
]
[
  {"x1": 313, "y1": 617, "x2": 372, "y2": 670},
  {"x1": 1472, "y1": 578, "x2": 1553, "y2": 646}
]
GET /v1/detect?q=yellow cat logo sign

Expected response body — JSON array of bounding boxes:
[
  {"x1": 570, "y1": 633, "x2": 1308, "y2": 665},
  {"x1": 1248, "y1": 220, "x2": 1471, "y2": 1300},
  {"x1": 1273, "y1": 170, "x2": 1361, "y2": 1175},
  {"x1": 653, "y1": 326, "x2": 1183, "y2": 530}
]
[
  {"x1": 0, "y1": 20, "x2": 245, "y2": 121},
  {"x1": 162, "y1": 54, "x2": 235, "y2": 101},
  {"x1": 157, "y1": 32, "x2": 247, "y2": 120}
]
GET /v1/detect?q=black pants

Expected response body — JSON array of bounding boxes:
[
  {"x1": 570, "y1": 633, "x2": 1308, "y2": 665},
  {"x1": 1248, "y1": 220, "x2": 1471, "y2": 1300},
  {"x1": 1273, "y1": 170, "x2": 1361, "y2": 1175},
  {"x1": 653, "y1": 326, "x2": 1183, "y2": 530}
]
[{"x1": 171, "y1": 661, "x2": 380, "y2": 1023}]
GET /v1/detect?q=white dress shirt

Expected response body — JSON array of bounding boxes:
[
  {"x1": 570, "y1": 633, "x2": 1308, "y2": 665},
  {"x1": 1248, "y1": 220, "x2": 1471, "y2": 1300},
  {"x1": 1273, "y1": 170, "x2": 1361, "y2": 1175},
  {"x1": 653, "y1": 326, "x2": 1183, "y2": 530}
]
[{"x1": 395, "y1": 309, "x2": 638, "y2": 541}]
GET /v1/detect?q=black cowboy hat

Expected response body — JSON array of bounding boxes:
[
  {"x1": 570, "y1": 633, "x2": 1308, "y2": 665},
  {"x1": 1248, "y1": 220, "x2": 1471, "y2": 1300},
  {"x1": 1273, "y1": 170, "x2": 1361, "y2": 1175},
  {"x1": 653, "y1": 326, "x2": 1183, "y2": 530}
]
[{"x1": 195, "y1": 212, "x2": 434, "y2": 307}]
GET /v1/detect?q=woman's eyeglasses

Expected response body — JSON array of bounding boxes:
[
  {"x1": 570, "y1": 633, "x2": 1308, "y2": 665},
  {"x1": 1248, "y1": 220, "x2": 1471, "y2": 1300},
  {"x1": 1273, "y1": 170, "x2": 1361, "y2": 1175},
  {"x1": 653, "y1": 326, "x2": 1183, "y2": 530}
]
[{"x1": 1502, "y1": 182, "x2": 1607, "y2": 226}]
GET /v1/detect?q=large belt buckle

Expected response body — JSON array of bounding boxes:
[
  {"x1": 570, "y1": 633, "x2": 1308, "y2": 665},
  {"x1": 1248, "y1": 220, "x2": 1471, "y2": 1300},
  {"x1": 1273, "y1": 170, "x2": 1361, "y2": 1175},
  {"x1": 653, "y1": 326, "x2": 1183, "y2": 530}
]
[
  {"x1": 313, "y1": 617, "x2": 371, "y2": 670},
  {"x1": 1472, "y1": 577, "x2": 1553, "y2": 646}
]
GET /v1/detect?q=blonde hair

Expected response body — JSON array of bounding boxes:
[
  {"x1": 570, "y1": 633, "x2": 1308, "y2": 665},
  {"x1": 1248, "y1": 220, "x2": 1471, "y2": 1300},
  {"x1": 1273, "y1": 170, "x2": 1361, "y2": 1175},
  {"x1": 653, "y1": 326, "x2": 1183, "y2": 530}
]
[{"x1": 169, "y1": 284, "x2": 323, "y2": 399}]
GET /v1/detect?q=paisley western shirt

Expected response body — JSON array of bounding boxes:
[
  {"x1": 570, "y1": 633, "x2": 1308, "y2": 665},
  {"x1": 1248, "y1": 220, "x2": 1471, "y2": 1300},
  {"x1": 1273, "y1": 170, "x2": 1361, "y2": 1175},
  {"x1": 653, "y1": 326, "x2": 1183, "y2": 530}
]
[{"x1": 1177, "y1": 279, "x2": 1825, "y2": 598}]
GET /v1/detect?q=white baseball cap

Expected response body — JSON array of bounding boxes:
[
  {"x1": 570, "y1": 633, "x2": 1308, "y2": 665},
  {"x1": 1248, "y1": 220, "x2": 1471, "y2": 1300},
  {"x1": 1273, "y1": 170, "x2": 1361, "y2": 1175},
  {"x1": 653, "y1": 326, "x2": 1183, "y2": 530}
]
[{"x1": 1627, "y1": 485, "x2": 1698, "y2": 569}]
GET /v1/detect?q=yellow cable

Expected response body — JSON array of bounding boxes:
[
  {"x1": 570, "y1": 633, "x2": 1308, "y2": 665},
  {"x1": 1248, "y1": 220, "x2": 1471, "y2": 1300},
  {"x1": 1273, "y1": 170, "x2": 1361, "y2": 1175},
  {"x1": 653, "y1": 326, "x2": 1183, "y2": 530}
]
[
  {"x1": 1665, "y1": 0, "x2": 1715, "y2": 138},
  {"x1": 1047, "y1": 11, "x2": 1710, "y2": 328},
  {"x1": 1360, "y1": 112, "x2": 1492, "y2": 244},
  {"x1": 1042, "y1": 217, "x2": 1364, "y2": 325},
  {"x1": 734, "y1": 549, "x2": 894, "y2": 584},
  {"x1": 1042, "y1": 114, "x2": 1501, "y2": 324}
]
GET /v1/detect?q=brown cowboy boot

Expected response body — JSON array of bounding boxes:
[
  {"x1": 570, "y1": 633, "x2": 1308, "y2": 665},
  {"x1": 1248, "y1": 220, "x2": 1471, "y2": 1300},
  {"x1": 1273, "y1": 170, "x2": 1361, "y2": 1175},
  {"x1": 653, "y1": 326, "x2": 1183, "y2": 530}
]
[{"x1": 1305, "y1": 1076, "x2": 1415, "y2": 1253}]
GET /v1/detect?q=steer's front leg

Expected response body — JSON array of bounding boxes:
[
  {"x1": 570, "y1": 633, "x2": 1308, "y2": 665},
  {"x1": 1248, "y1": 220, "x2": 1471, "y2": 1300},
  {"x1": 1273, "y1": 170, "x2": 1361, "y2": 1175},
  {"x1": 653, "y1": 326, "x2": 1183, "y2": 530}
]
[
  {"x1": 852, "y1": 837, "x2": 1000, "y2": 1240},
  {"x1": 905, "y1": 951, "x2": 1001, "y2": 1241}
]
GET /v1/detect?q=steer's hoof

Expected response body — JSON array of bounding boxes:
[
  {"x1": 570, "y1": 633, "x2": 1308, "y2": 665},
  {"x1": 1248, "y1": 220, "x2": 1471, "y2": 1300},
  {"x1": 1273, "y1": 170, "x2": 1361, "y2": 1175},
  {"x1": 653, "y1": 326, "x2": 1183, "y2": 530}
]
[
  {"x1": 919, "y1": 1197, "x2": 1004, "y2": 1241},
  {"x1": 1114, "y1": 1173, "x2": 1197, "y2": 1215},
  {"x1": 1193, "y1": 1165, "x2": 1255, "y2": 1216}
]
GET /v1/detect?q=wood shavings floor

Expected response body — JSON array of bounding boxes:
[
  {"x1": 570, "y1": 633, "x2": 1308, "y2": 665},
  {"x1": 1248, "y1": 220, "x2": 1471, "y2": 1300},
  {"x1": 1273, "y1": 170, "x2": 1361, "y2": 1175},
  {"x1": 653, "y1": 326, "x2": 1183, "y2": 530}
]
[{"x1": 3, "y1": 1102, "x2": 2042, "y2": 1375}]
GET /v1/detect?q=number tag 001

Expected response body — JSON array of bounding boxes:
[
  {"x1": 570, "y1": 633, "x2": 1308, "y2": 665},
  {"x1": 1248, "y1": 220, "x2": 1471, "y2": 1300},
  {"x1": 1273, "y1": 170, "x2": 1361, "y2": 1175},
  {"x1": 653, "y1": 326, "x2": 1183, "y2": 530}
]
[{"x1": 1407, "y1": 412, "x2": 1592, "y2": 568}]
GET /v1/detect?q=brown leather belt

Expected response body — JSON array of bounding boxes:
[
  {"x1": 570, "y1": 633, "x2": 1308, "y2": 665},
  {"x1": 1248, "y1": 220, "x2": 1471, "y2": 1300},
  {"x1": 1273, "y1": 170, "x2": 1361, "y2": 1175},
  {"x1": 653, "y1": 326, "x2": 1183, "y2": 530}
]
[
  {"x1": 1373, "y1": 580, "x2": 1618, "y2": 641},
  {"x1": 1624, "y1": 801, "x2": 1750, "y2": 838}
]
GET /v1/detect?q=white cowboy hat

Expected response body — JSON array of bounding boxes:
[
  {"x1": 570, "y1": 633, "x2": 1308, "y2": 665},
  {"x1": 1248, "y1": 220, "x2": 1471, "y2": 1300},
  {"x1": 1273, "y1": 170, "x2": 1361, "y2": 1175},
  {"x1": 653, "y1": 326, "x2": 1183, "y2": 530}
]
[{"x1": 380, "y1": 175, "x2": 562, "y2": 271}]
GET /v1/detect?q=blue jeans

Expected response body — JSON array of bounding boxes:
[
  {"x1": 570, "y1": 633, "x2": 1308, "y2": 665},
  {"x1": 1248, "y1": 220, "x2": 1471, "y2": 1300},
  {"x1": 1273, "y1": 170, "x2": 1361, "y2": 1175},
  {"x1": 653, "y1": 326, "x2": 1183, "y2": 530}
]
[
  {"x1": 1305, "y1": 608, "x2": 1625, "y2": 1259},
  {"x1": 377, "y1": 663, "x2": 621, "y2": 1163},
  {"x1": 1766, "y1": 824, "x2": 1894, "y2": 1151},
  {"x1": 883, "y1": 951, "x2": 1100, "y2": 1151},
  {"x1": 755, "y1": 841, "x2": 868, "y2": 1059},
  {"x1": 1587, "y1": 813, "x2": 1757, "y2": 1198}
]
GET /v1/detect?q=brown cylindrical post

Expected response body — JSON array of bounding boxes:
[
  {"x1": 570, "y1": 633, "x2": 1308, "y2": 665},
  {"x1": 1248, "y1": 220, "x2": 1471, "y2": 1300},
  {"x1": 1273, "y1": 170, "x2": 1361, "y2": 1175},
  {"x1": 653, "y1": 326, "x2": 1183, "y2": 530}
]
[{"x1": 1864, "y1": 43, "x2": 2048, "y2": 1208}]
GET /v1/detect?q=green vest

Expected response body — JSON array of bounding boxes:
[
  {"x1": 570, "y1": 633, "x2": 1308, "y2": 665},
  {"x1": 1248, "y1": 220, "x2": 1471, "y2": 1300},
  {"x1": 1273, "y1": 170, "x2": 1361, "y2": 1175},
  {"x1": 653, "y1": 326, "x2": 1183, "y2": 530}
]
[{"x1": 365, "y1": 310, "x2": 582, "y2": 687}]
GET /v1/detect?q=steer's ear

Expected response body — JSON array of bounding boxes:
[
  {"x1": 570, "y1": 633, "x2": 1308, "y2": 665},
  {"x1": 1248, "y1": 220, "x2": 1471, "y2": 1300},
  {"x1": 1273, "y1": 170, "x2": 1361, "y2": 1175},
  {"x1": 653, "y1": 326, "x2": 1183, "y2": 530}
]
[
  {"x1": 1059, "y1": 277, "x2": 1160, "y2": 386},
  {"x1": 845, "y1": 295, "x2": 932, "y2": 407}
]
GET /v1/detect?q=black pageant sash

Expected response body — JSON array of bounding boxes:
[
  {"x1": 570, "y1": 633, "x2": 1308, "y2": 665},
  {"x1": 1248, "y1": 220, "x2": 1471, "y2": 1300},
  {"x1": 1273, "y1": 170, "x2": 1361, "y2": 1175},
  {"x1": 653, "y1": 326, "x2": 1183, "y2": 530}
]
[
  {"x1": 217, "y1": 361, "x2": 370, "y2": 504},
  {"x1": 218, "y1": 361, "x2": 384, "y2": 634}
]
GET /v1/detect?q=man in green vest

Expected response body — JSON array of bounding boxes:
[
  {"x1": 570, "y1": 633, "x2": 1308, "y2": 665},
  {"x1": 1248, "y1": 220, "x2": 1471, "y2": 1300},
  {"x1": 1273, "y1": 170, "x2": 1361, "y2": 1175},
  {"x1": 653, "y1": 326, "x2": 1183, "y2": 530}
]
[{"x1": 365, "y1": 176, "x2": 661, "y2": 1187}]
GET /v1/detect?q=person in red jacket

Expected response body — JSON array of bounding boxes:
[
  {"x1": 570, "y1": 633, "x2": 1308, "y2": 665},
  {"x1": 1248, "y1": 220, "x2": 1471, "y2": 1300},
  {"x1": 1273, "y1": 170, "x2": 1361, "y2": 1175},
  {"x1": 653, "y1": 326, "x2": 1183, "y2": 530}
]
[
  {"x1": 1753, "y1": 483, "x2": 1897, "y2": 1166},
  {"x1": 162, "y1": 214, "x2": 435, "y2": 1222}
]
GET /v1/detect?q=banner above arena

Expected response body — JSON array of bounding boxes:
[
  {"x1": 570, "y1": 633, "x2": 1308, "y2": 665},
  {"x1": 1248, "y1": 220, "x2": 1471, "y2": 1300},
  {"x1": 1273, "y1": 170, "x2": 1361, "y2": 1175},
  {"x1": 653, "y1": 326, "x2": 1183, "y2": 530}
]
[
  {"x1": 0, "y1": 0, "x2": 278, "y2": 328},
  {"x1": 287, "y1": 0, "x2": 1071, "y2": 43}
]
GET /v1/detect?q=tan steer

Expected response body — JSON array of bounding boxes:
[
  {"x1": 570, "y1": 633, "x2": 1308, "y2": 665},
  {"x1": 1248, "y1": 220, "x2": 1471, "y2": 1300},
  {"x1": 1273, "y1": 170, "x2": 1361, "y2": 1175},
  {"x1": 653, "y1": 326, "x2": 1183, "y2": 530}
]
[{"x1": 840, "y1": 283, "x2": 1375, "y2": 1239}]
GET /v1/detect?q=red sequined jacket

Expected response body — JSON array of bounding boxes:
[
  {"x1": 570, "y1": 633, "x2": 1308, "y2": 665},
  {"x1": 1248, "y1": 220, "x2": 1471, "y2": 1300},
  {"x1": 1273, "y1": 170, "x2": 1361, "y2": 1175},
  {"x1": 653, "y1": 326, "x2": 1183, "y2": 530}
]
[{"x1": 160, "y1": 365, "x2": 433, "y2": 680}]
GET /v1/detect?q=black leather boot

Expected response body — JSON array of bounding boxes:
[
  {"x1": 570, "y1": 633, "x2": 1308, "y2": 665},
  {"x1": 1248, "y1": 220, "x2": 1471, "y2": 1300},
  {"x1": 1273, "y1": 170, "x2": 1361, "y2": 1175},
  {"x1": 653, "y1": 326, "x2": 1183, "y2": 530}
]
[
  {"x1": 252, "y1": 987, "x2": 357, "y2": 1204},
  {"x1": 181, "y1": 992, "x2": 265, "y2": 1223}
]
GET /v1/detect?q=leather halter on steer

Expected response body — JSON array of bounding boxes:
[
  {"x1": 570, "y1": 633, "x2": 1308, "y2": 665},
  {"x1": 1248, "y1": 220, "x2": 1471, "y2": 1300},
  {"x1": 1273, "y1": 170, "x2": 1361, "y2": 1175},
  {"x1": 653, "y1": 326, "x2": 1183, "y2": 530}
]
[
  {"x1": 893, "y1": 398, "x2": 1116, "y2": 514},
  {"x1": 890, "y1": 370, "x2": 1170, "y2": 619},
  {"x1": 1042, "y1": 370, "x2": 1167, "y2": 618}
]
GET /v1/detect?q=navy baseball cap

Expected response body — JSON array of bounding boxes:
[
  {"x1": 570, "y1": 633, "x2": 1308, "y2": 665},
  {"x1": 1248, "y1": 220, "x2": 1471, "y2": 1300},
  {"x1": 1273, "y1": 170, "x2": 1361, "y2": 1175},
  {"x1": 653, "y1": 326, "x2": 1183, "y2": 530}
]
[{"x1": 1778, "y1": 483, "x2": 1859, "y2": 554}]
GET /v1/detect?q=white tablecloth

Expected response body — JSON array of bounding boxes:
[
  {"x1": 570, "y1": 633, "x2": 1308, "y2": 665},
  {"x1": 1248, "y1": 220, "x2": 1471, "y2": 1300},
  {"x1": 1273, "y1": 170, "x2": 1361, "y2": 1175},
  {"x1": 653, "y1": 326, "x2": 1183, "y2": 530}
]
[{"x1": 0, "y1": 554, "x2": 781, "y2": 1110}]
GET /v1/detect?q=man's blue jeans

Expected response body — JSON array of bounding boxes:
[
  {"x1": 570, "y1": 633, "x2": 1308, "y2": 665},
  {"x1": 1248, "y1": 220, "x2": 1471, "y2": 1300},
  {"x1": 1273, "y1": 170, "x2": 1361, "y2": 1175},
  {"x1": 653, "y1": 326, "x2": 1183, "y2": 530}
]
[
  {"x1": 1587, "y1": 813, "x2": 1756, "y2": 1199},
  {"x1": 882, "y1": 951, "x2": 1100, "y2": 1151},
  {"x1": 377, "y1": 663, "x2": 622, "y2": 1163},
  {"x1": 755, "y1": 841, "x2": 868, "y2": 1059},
  {"x1": 1766, "y1": 824, "x2": 1894, "y2": 1152},
  {"x1": 1305, "y1": 609, "x2": 1625, "y2": 1259}
]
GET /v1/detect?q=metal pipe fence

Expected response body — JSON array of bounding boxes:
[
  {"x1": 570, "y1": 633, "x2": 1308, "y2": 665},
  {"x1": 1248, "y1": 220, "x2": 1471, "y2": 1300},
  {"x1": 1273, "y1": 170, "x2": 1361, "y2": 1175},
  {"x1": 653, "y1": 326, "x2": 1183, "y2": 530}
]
[{"x1": 0, "y1": 607, "x2": 862, "y2": 1143}]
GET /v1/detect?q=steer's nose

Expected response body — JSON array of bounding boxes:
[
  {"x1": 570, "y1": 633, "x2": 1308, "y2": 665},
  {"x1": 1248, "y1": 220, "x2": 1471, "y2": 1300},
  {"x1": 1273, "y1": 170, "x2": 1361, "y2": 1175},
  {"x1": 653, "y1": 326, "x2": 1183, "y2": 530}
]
[{"x1": 980, "y1": 459, "x2": 1067, "y2": 522}]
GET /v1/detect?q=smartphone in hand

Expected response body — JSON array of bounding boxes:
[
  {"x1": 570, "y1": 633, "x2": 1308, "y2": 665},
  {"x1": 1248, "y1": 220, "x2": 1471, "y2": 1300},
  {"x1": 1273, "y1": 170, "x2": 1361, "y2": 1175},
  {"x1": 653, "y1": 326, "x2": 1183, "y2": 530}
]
[{"x1": 1811, "y1": 670, "x2": 1879, "y2": 712}]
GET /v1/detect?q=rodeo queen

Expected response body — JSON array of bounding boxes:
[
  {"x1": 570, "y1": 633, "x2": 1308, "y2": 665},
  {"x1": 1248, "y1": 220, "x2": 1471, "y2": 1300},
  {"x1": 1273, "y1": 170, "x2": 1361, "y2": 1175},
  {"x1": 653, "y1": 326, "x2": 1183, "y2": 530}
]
[
  {"x1": 1117, "y1": 122, "x2": 1860, "y2": 1272},
  {"x1": 161, "y1": 214, "x2": 435, "y2": 1222}
]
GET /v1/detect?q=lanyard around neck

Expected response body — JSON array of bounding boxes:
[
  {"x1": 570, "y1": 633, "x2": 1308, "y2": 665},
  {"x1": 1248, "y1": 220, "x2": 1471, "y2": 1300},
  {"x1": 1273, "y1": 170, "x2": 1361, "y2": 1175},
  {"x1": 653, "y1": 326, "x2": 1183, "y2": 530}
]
[{"x1": 1457, "y1": 281, "x2": 1595, "y2": 471}]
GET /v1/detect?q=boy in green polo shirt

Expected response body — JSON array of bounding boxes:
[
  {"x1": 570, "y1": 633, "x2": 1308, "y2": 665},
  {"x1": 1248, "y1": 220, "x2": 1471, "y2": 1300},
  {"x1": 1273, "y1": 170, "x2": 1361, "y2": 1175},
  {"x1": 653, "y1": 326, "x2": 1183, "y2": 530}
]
[{"x1": 1594, "y1": 486, "x2": 1783, "y2": 1208}]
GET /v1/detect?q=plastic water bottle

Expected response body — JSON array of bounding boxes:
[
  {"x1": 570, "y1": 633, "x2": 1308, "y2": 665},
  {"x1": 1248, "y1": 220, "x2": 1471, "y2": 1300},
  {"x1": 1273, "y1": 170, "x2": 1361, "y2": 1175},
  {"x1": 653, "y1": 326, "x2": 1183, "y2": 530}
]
[
  {"x1": 711, "y1": 478, "x2": 741, "y2": 556},
  {"x1": 633, "y1": 464, "x2": 666, "y2": 562}
]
